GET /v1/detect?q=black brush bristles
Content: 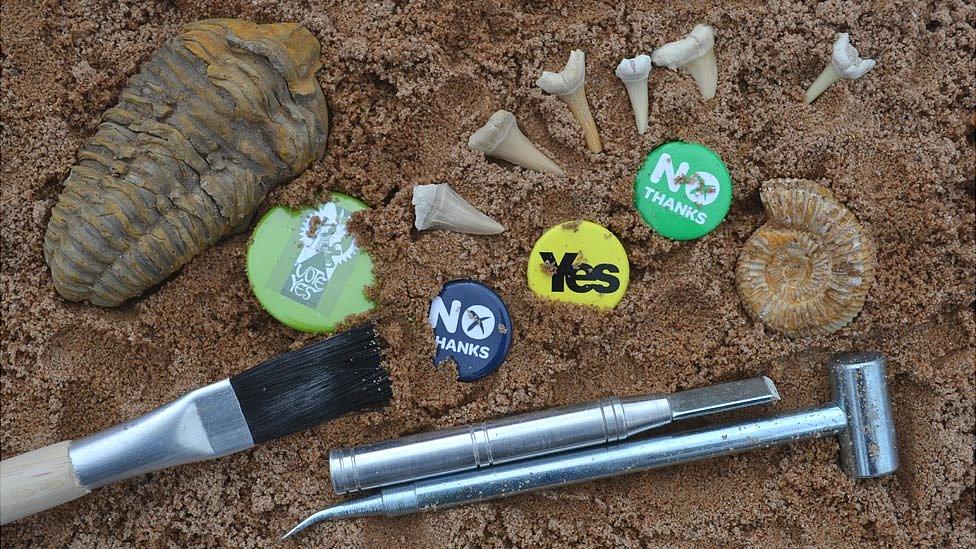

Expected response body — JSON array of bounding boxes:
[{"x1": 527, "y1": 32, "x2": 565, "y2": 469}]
[{"x1": 229, "y1": 323, "x2": 391, "y2": 445}]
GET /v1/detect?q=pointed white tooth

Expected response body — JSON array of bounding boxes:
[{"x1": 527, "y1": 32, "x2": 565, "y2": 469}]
[
  {"x1": 412, "y1": 184, "x2": 504, "y2": 235},
  {"x1": 615, "y1": 55, "x2": 652, "y2": 134},
  {"x1": 652, "y1": 24, "x2": 717, "y2": 101},
  {"x1": 468, "y1": 111, "x2": 565, "y2": 176},
  {"x1": 684, "y1": 49, "x2": 717, "y2": 100},
  {"x1": 628, "y1": 84, "x2": 649, "y2": 134},
  {"x1": 804, "y1": 63, "x2": 842, "y2": 104},
  {"x1": 805, "y1": 33, "x2": 876, "y2": 104},
  {"x1": 536, "y1": 50, "x2": 602, "y2": 152}
]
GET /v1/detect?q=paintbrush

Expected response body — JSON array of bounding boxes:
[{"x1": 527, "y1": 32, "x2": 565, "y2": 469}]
[{"x1": 0, "y1": 323, "x2": 391, "y2": 525}]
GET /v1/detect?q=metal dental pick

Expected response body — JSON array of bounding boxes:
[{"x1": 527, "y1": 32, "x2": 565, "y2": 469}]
[{"x1": 285, "y1": 376, "x2": 781, "y2": 538}]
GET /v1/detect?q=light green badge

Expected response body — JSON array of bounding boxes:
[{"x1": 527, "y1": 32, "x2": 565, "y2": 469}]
[
  {"x1": 246, "y1": 193, "x2": 375, "y2": 333},
  {"x1": 634, "y1": 141, "x2": 732, "y2": 240}
]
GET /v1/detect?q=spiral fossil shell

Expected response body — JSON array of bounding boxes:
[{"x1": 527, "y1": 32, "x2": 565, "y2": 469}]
[
  {"x1": 43, "y1": 19, "x2": 329, "y2": 307},
  {"x1": 735, "y1": 179, "x2": 876, "y2": 337}
]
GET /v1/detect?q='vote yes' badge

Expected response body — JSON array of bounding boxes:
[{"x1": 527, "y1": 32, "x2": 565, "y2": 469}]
[
  {"x1": 247, "y1": 193, "x2": 375, "y2": 333},
  {"x1": 526, "y1": 220, "x2": 630, "y2": 309}
]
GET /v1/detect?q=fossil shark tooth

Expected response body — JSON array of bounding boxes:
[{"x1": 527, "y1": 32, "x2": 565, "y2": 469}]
[
  {"x1": 652, "y1": 24, "x2": 717, "y2": 100},
  {"x1": 536, "y1": 50, "x2": 602, "y2": 153},
  {"x1": 412, "y1": 184, "x2": 504, "y2": 235},
  {"x1": 615, "y1": 55, "x2": 652, "y2": 134},
  {"x1": 804, "y1": 33, "x2": 876, "y2": 104},
  {"x1": 468, "y1": 110, "x2": 565, "y2": 176}
]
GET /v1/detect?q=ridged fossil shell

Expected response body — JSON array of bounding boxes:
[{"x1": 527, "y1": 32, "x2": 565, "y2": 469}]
[
  {"x1": 735, "y1": 179, "x2": 876, "y2": 337},
  {"x1": 43, "y1": 19, "x2": 330, "y2": 307}
]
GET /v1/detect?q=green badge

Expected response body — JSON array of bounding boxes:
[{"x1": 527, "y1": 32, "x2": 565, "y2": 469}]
[
  {"x1": 246, "y1": 193, "x2": 375, "y2": 333},
  {"x1": 634, "y1": 141, "x2": 732, "y2": 240}
]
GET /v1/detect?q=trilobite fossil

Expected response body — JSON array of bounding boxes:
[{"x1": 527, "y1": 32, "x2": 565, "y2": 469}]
[{"x1": 43, "y1": 19, "x2": 330, "y2": 306}]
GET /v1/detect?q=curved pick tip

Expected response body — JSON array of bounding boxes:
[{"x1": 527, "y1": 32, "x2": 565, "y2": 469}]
[{"x1": 281, "y1": 510, "x2": 330, "y2": 540}]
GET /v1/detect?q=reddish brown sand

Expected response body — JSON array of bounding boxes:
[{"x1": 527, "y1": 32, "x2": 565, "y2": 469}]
[{"x1": 2, "y1": 1, "x2": 974, "y2": 547}]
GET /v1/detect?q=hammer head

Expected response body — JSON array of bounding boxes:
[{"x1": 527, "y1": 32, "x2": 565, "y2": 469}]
[{"x1": 828, "y1": 352, "x2": 899, "y2": 478}]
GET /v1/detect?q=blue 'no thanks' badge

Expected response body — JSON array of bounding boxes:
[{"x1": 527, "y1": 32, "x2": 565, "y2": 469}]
[{"x1": 428, "y1": 280, "x2": 512, "y2": 382}]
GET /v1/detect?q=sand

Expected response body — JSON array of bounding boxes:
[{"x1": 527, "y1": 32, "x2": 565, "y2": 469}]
[{"x1": 1, "y1": 1, "x2": 974, "y2": 547}]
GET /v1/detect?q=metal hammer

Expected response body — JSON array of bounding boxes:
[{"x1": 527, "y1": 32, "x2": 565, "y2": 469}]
[{"x1": 285, "y1": 352, "x2": 898, "y2": 536}]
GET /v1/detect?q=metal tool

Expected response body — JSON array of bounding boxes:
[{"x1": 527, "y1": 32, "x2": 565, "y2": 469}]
[
  {"x1": 330, "y1": 376, "x2": 779, "y2": 494},
  {"x1": 285, "y1": 352, "x2": 897, "y2": 538}
]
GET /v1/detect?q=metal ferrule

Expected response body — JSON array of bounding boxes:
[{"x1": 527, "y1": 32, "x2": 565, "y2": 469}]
[{"x1": 68, "y1": 379, "x2": 254, "y2": 489}]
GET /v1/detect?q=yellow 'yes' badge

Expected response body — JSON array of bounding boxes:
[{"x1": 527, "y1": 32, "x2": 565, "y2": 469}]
[{"x1": 526, "y1": 221, "x2": 630, "y2": 309}]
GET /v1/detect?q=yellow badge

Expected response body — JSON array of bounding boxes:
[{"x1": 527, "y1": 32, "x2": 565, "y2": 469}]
[{"x1": 527, "y1": 221, "x2": 630, "y2": 309}]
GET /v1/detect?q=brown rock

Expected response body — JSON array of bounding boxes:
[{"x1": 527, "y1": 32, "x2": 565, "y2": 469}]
[{"x1": 43, "y1": 19, "x2": 329, "y2": 306}]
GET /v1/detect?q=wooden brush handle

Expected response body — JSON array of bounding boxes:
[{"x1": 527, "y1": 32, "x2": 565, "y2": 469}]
[{"x1": 0, "y1": 441, "x2": 89, "y2": 525}]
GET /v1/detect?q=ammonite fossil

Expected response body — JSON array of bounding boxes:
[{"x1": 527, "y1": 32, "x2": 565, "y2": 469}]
[
  {"x1": 735, "y1": 179, "x2": 876, "y2": 337},
  {"x1": 43, "y1": 19, "x2": 329, "y2": 306}
]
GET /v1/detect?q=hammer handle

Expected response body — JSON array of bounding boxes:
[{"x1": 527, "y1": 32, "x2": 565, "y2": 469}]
[{"x1": 0, "y1": 441, "x2": 89, "y2": 524}]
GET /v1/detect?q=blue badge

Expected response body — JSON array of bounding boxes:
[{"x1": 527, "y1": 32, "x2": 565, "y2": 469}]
[{"x1": 428, "y1": 280, "x2": 512, "y2": 382}]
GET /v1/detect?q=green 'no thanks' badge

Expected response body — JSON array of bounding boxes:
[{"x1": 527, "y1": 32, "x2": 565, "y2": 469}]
[{"x1": 634, "y1": 142, "x2": 732, "y2": 240}]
